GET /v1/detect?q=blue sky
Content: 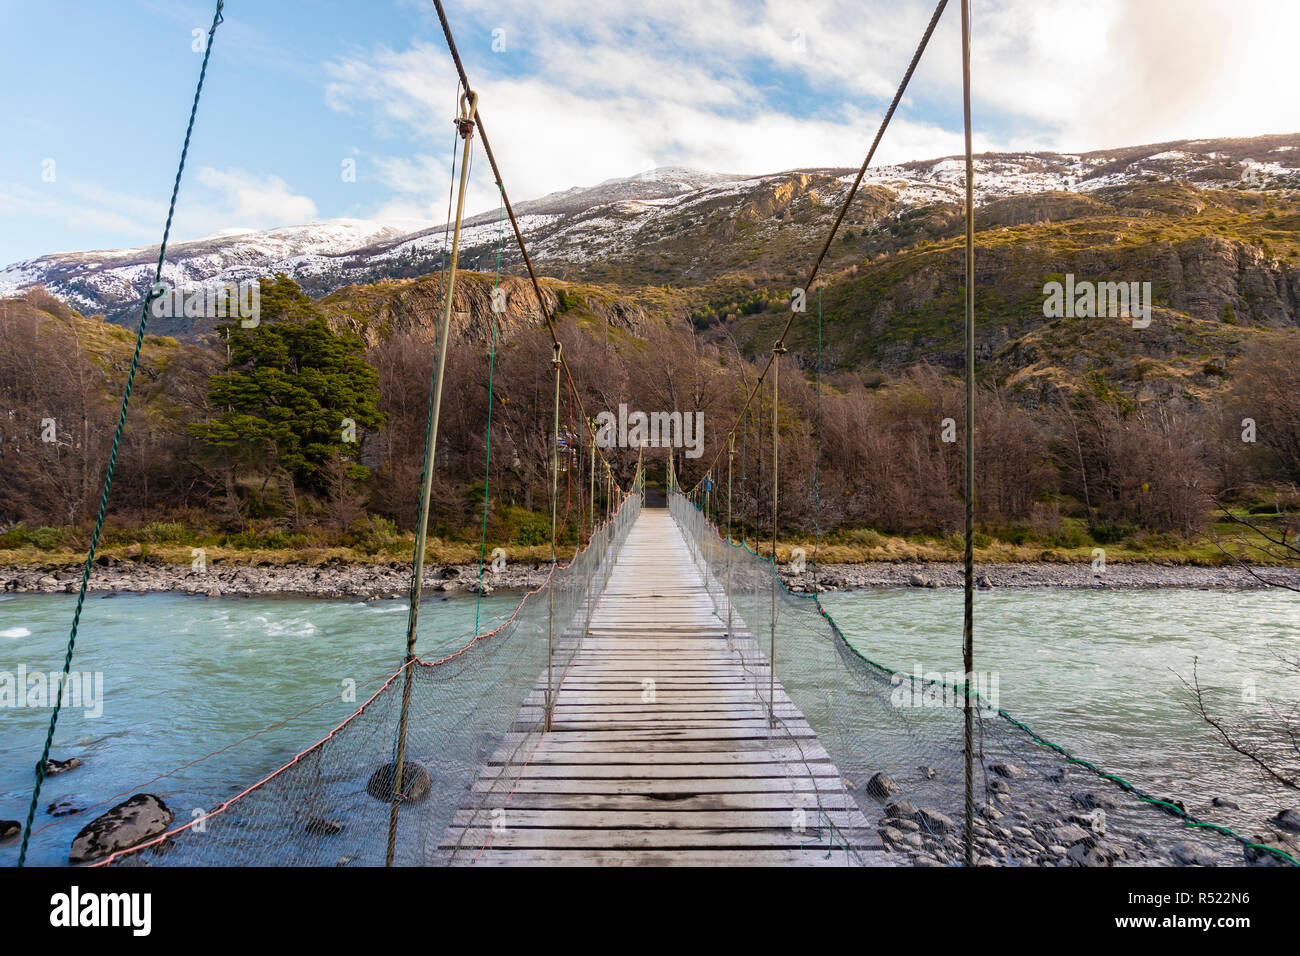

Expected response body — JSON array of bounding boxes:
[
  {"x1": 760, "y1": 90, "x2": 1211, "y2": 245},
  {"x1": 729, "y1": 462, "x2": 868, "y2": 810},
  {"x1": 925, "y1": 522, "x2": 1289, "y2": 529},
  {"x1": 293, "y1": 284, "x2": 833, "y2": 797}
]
[{"x1": 1, "y1": 0, "x2": 1296, "y2": 264}]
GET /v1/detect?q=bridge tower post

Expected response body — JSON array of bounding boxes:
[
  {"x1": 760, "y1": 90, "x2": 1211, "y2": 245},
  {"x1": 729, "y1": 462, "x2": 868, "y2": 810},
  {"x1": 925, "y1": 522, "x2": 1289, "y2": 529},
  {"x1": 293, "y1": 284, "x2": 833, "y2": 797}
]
[
  {"x1": 388, "y1": 87, "x2": 479, "y2": 867},
  {"x1": 769, "y1": 342, "x2": 786, "y2": 729},
  {"x1": 725, "y1": 433, "x2": 734, "y2": 647},
  {"x1": 547, "y1": 341, "x2": 562, "y2": 732}
]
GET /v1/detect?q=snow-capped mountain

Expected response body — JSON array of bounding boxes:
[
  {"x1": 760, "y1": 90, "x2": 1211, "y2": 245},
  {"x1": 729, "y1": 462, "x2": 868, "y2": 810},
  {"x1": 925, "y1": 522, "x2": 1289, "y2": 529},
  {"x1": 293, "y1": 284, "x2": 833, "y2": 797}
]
[{"x1": 3, "y1": 134, "x2": 1297, "y2": 330}]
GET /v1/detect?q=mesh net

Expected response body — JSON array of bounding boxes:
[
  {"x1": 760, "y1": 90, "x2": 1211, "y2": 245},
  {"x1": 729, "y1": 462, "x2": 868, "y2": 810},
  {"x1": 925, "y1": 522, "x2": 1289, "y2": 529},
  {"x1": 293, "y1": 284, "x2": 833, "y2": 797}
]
[
  {"x1": 668, "y1": 491, "x2": 1298, "y2": 868},
  {"x1": 102, "y1": 482, "x2": 642, "y2": 867}
]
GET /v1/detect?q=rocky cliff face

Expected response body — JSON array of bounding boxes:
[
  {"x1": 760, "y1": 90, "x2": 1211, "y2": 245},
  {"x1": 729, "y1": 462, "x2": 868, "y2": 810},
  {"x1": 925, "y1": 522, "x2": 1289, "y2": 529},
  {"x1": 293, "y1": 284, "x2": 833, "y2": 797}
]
[
  {"x1": 316, "y1": 272, "x2": 648, "y2": 347},
  {"x1": 7, "y1": 134, "x2": 1298, "y2": 330}
]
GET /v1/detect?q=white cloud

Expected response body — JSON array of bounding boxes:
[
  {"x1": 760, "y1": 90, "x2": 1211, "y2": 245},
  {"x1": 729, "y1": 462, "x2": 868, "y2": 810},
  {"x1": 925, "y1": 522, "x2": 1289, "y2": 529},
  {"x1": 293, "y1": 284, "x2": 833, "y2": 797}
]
[
  {"x1": 9, "y1": 0, "x2": 1297, "y2": 263},
  {"x1": 325, "y1": 0, "x2": 1300, "y2": 225},
  {"x1": 191, "y1": 167, "x2": 318, "y2": 228}
]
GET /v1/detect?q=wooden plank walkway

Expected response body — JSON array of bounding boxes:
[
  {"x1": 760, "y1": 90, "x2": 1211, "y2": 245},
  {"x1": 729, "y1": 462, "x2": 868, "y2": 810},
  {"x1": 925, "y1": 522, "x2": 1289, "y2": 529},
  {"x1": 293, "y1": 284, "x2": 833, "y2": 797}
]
[{"x1": 439, "y1": 507, "x2": 890, "y2": 866}]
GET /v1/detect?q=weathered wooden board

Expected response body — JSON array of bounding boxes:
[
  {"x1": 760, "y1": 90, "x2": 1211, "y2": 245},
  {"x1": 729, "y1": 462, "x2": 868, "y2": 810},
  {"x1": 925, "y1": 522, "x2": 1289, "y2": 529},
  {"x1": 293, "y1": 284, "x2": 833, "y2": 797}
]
[{"x1": 440, "y1": 508, "x2": 891, "y2": 867}]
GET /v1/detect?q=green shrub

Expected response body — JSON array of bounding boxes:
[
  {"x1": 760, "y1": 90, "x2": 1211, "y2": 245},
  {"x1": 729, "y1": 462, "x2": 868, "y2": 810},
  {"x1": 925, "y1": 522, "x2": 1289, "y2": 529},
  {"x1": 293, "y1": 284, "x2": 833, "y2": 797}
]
[
  {"x1": 27, "y1": 527, "x2": 67, "y2": 550},
  {"x1": 845, "y1": 527, "x2": 883, "y2": 547},
  {"x1": 140, "y1": 521, "x2": 192, "y2": 544},
  {"x1": 1045, "y1": 525, "x2": 1090, "y2": 549},
  {"x1": 1088, "y1": 521, "x2": 1134, "y2": 545},
  {"x1": 514, "y1": 513, "x2": 551, "y2": 547}
]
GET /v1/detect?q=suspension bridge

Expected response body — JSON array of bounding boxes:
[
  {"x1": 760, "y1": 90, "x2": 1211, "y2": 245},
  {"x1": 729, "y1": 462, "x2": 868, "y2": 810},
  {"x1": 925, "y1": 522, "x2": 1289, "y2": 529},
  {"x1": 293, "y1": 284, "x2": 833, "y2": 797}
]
[{"x1": 14, "y1": 0, "x2": 1297, "y2": 869}]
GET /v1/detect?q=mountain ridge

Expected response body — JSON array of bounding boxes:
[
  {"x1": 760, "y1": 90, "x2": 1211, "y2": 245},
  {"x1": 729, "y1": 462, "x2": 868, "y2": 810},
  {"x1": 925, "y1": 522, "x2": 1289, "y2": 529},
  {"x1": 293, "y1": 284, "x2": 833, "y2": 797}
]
[{"x1": 4, "y1": 133, "x2": 1297, "y2": 331}]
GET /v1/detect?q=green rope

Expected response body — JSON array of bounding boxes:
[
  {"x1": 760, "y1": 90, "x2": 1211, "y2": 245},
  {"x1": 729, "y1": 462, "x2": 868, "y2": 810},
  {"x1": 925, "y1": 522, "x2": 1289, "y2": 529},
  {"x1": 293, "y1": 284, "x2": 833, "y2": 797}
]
[
  {"x1": 17, "y1": 0, "x2": 226, "y2": 867},
  {"x1": 812, "y1": 286, "x2": 822, "y2": 585},
  {"x1": 473, "y1": 187, "x2": 505, "y2": 633},
  {"x1": 675, "y1": 492, "x2": 1299, "y2": 868}
]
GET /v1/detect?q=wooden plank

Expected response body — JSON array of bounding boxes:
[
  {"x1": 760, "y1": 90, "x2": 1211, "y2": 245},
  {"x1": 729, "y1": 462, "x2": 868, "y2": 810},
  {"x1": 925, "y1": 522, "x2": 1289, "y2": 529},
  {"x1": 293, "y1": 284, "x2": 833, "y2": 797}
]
[
  {"x1": 440, "y1": 507, "x2": 891, "y2": 868},
  {"x1": 463, "y1": 849, "x2": 860, "y2": 867}
]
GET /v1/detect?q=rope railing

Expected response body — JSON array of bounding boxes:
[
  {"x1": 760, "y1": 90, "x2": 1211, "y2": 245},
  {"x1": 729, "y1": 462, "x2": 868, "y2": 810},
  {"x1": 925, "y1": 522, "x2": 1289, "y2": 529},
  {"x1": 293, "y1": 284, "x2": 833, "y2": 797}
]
[
  {"x1": 688, "y1": 0, "x2": 951, "y2": 495},
  {"x1": 92, "y1": 472, "x2": 643, "y2": 867},
  {"x1": 667, "y1": 488, "x2": 1299, "y2": 868}
]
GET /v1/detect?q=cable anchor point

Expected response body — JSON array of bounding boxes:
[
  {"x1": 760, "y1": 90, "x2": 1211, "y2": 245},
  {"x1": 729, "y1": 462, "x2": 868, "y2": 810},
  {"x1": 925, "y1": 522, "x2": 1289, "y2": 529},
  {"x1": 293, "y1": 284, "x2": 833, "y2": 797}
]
[{"x1": 455, "y1": 90, "x2": 479, "y2": 139}]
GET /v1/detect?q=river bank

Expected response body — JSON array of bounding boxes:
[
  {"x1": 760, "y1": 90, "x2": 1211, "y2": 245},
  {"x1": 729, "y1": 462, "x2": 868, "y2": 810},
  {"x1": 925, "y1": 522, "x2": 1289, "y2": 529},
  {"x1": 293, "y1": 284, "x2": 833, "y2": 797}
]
[{"x1": 3, "y1": 558, "x2": 1298, "y2": 598}]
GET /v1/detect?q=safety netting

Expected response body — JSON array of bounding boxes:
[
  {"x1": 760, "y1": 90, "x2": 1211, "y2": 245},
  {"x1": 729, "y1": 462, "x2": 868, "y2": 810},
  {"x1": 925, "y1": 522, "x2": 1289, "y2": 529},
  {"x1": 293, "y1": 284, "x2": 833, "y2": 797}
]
[
  {"x1": 101, "y1": 483, "x2": 642, "y2": 867},
  {"x1": 668, "y1": 491, "x2": 1298, "y2": 868}
]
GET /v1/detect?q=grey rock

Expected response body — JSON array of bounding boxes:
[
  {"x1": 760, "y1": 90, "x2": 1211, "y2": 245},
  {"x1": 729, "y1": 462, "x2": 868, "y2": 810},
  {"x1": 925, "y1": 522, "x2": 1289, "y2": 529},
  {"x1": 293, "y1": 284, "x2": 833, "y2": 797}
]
[
  {"x1": 1210, "y1": 796, "x2": 1240, "y2": 810},
  {"x1": 1047, "y1": 823, "x2": 1091, "y2": 846},
  {"x1": 878, "y1": 825, "x2": 904, "y2": 844},
  {"x1": 1270, "y1": 809, "x2": 1300, "y2": 833},
  {"x1": 47, "y1": 798, "x2": 83, "y2": 818},
  {"x1": 1068, "y1": 808, "x2": 1107, "y2": 837},
  {"x1": 918, "y1": 765, "x2": 937, "y2": 779},
  {"x1": 42, "y1": 757, "x2": 83, "y2": 776},
  {"x1": 884, "y1": 799, "x2": 918, "y2": 821},
  {"x1": 1243, "y1": 833, "x2": 1300, "y2": 867},
  {"x1": 1071, "y1": 789, "x2": 1119, "y2": 811},
  {"x1": 69, "y1": 794, "x2": 173, "y2": 863},
  {"x1": 1068, "y1": 842, "x2": 1115, "y2": 867},
  {"x1": 1170, "y1": 841, "x2": 1217, "y2": 866},
  {"x1": 916, "y1": 808, "x2": 955, "y2": 834},
  {"x1": 0, "y1": 820, "x2": 20, "y2": 842},
  {"x1": 990, "y1": 761, "x2": 1025, "y2": 779},
  {"x1": 865, "y1": 772, "x2": 899, "y2": 801},
  {"x1": 305, "y1": 817, "x2": 343, "y2": 836},
  {"x1": 365, "y1": 761, "x2": 432, "y2": 803}
]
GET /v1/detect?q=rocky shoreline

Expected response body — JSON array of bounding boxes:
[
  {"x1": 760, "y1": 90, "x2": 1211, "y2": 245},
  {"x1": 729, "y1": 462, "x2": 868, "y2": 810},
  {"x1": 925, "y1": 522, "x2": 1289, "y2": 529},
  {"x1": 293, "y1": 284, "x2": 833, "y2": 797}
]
[
  {"x1": 2, "y1": 557, "x2": 1298, "y2": 599},
  {"x1": 858, "y1": 766, "x2": 1300, "y2": 868}
]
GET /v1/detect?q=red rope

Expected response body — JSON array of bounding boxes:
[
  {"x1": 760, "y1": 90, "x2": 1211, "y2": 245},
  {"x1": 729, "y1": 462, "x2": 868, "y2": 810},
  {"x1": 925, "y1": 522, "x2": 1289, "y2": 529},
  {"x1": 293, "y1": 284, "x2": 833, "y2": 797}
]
[{"x1": 89, "y1": 499, "x2": 650, "y2": 867}]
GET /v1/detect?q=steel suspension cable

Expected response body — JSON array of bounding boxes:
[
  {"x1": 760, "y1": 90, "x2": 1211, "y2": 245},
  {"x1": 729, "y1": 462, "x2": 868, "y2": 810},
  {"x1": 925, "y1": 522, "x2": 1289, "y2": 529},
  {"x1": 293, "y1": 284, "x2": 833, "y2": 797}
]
[
  {"x1": 473, "y1": 186, "x2": 506, "y2": 634},
  {"x1": 690, "y1": 0, "x2": 950, "y2": 492},
  {"x1": 960, "y1": 0, "x2": 977, "y2": 870},
  {"x1": 813, "y1": 286, "x2": 823, "y2": 586},
  {"x1": 430, "y1": 0, "x2": 625, "y2": 495}
]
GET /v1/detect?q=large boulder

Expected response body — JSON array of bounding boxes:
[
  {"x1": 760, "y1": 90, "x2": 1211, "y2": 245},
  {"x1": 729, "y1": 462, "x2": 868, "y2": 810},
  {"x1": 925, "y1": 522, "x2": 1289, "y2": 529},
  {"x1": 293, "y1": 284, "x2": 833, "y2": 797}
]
[
  {"x1": 68, "y1": 794, "x2": 173, "y2": 863},
  {"x1": 365, "y1": 761, "x2": 432, "y2": 803},
  {"x1": 915, "y1": 808, "x2": 955, "y2": 835},
  {"x1": 865, "y1": 772, "x2": 899, "y2": 801},
  {"x1": 1243, "y1": 831, "x2": 1300, "y2": 867},
  {"x1": 1170, "y1": 841, "x2": 1217, "y2": 867},
  {"x1": 1269, "y1": 809, "x2": 1300, "y2": 833},
  {"x1": 42, "y1": 757, "x2": 82, "y2": 777}
]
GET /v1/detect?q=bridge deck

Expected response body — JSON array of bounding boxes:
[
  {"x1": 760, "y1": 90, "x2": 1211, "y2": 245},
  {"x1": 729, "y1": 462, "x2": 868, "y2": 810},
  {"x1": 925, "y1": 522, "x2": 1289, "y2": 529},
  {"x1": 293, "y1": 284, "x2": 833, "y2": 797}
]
[{"x1": 441, "y1": 508, "x2": 889, "y2": 866}]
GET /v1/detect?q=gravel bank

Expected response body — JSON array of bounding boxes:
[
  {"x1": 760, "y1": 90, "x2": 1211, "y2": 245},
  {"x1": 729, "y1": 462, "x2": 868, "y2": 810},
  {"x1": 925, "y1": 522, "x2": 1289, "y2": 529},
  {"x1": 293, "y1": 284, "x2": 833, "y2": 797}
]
[{"x1": 2, "y1": 558, "x2": 1297, "y2": 598}]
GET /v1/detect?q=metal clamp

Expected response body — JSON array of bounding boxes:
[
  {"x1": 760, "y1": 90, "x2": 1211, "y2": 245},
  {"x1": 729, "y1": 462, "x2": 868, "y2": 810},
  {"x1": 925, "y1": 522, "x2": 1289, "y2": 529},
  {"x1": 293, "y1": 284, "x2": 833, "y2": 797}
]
[{"x1": 455, "y1": 90, "x2": 479, "y2": 139}]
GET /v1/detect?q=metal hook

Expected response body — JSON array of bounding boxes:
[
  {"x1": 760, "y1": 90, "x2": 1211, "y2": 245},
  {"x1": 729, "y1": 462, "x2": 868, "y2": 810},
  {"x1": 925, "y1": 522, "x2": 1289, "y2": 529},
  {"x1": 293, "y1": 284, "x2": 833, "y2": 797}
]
[{"x1": 456, "y1": 90, "x2": 479, "y2": 138}]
